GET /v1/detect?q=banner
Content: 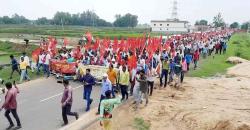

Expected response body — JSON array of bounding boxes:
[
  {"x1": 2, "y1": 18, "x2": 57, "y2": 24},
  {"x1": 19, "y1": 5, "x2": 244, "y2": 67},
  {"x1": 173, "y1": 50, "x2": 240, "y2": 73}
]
[{"x1": 50, "y1": 59, "x2": 77, "y2": 74}]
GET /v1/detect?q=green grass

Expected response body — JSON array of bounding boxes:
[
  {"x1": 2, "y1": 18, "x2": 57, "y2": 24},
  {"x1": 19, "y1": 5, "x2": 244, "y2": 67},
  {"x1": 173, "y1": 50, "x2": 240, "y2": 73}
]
[
  {"x1": 0, "y1": 54, "x2": 22, "y2": 64},
  {"x1": 133, "y1": 117, "x2": 150, "y2": 130},
  {"x1": 0, "y1": 66, "x2": 42, "y2": 86},
  {"x1": 0, "y1": 24, "x2": 162, "y2": 39},
  {"x1": 0, "y1": 41, "x2": 38, "y2": 55},
  {"x1": 0, "y1": 41, "x2": 41, "y2": 86},
  {"x1": 188, "y1": 33, "x2": 250, "y2": 77}
]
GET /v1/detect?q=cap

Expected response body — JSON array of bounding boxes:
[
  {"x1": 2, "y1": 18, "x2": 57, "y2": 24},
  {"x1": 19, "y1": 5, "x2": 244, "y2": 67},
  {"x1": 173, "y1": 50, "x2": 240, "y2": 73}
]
[{"x1": 103, "y1": 73, "x2": 108, "y2": 77}]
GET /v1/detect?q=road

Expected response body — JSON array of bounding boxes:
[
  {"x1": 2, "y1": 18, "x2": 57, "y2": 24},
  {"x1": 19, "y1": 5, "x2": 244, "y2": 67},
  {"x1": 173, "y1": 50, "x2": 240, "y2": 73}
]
[{"x1": 0, "y1": 78, "x2": 101, "y2": 130}]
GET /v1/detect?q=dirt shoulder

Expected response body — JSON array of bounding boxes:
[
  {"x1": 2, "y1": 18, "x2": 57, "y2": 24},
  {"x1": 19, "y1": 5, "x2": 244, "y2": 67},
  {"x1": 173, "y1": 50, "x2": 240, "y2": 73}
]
[{"x1": 85, "y1": 60, "x2": 250, "y2": 130}]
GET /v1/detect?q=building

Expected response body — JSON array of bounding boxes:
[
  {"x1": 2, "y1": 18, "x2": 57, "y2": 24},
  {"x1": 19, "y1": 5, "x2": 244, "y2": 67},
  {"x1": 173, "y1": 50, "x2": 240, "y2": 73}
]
[
  {"x1": 150, "y1": 19, "x2": 189, "y2": 33},
  {"x1": 193, "y1": 25, "x2": 210, "y2": 32}
]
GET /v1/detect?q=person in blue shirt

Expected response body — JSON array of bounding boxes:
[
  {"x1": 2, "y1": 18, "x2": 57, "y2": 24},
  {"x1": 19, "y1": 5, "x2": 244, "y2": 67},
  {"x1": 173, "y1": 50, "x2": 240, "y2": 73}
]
[
  {"x1": 97, "y1": 74, "x2": 112, "y2": 114},
  {"x1": 80, "y1": 68, "x2": 96, "y2": 111},
  {"x1": 161, "y1": 49, "x2": 168, "y2": 60},
  {"x1": 185, "y1": 53, "x2": 192, "y2": 71},
  {"x1": 9, "y1": 55, "x2": 20, "y2": 79},
  {"x1": 223, "y1": 42, "x2": 228, "y2": 54},
  {"x1": 67, "y1": 54, "x2": 75, "y2": 63}
]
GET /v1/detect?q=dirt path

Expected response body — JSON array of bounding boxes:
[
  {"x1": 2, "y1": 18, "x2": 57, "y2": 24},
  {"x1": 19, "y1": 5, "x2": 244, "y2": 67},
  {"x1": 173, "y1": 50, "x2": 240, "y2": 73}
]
[{"x1": 85, "y1": 60, "x2": 250, "y2": 130}]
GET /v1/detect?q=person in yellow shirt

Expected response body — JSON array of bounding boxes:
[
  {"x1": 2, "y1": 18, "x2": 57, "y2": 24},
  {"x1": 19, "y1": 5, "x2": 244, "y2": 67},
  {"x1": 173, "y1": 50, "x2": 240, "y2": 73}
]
[
  {"x1": 107, "y1": 64, "x2": 117, "y2": 98},
  {"x1": 20, "y1": 57, "x2": 30, "y2": 82},
  {"x1": 119, "y1": 66, "x2": 129, "y2": 101}
]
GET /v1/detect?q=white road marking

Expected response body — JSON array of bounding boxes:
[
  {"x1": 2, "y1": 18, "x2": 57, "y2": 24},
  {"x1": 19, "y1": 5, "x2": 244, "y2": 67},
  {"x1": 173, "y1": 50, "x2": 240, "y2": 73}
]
[{"x1": 40, "y1": 85, "x2": 82, "y2": 102}]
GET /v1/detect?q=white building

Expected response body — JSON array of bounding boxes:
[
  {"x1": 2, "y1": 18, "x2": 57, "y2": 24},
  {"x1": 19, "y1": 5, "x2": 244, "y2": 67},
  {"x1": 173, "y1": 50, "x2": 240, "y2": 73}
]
[{"x1": 150, "y1": 19, "x2": 189, "y2": 33}]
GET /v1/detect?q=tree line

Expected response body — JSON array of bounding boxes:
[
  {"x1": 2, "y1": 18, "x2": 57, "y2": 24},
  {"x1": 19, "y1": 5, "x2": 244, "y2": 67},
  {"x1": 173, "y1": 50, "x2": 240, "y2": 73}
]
[
  {"x1": 0, "y1": 10, "x2": 138, "y2": 27},
  {"x1": 195, "y1": 13, "x2": 249, "y2": 30}
]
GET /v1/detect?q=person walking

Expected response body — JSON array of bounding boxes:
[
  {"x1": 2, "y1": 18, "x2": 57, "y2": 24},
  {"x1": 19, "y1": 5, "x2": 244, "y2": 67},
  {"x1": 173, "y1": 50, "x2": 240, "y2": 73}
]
[
  {"x1": 97, "y1": 74, "x2": 112, "y2": 114},
  {"x1": 99, "y1": 90, "x2": 121, "y2": 130},
  {"x1": 185, "y1": 53, "x2": 192, "y2": 71},
  {"x1": 107, "y1": 64, "x2": 117, "y2": 98},
  {"x1": 43, "y1": 51, "x2": 51, "y2": 78},
  {"x1": 193, "y1": 50, "x2": 200, "y2": 70},
  {"x1": 136, "y1": 70, "x2": 149, "y2": 106},
  {"x1": 61, "y1": 79, "x2": 79, "y2": 126},
  {"x1": 36, "y1": 51, "x2": 44, "y2": 75},
  {"x1": 19, "y1": 57, "x2": 30, "y2": 82},
  {"x1": 133, "y1": 70, "x2": 141, "y2": 110},
  {"x1": 168, "y1": 59, "x2": 175, "y2": 84},
  {"x1": 181, "y1": 58, "x2": 187, "y2": 83},
  {"x1": 160, "y1": 57, "x2": 169, "y2": 88},
  {"x1": 80, "y1": 69, "x2": 96, "y2": 111},
  {"x1": 9, "y1": 55, "x2": 20, "y2": 79},
  {"x1": 119, "y1": 66, "x2": 130, "y2": 101},
  {"x1": 0, "y1": 81, "x2": 22, "y2": 130},
  {"x1": 147, "y1": 65, "x2": 156, "y2": 96},
  {"x1": 173, "y1": 61, "x2": 182, "y2": 88},
  {"x1": 223, "y1": 42, "x2": 227, "y2": 54}
]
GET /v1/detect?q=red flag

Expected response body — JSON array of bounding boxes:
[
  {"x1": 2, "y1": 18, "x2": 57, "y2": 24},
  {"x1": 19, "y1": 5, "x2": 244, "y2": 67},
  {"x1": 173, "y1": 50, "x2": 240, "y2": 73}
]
[
  {"x1": 63, "y1": 38, "x2": 69, "y2": 47},
  {"x1": 32, "y1": 48, "x2": 42, "y2": 63},
  {"x1": 119, "y1": 38, "x2": 125, "y2": 50},
  {"x1": 128, "y1": 55, "x2": 137, "y2": 69},
  {"x1": 113, "y1": 37, "x2": 118, "y2": 52},
  {"x1": 85, "y1": 31, "x2": 92, "y2": 44}
]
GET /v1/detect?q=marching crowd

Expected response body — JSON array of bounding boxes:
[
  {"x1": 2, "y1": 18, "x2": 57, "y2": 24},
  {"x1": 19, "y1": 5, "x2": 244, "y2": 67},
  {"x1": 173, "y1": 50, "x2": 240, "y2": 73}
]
[{"x1": 0, "y1": 30, "x2": 233, "y2": 130}]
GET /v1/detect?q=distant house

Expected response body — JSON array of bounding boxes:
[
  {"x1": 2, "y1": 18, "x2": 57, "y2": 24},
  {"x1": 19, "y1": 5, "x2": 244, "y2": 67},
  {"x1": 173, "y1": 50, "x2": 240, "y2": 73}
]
[
  {"x1": 150, "y1": 19, "x2": 189, "y2": 33},
  {"x1": 193, "y1": 25, "x2": 210, "y2": 32}
]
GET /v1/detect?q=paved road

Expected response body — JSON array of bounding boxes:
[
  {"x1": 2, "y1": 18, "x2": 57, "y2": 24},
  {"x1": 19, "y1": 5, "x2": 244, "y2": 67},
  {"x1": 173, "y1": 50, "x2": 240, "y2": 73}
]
[{"x1": 0, "y1": 78, "x2": 101, "y2": 130}]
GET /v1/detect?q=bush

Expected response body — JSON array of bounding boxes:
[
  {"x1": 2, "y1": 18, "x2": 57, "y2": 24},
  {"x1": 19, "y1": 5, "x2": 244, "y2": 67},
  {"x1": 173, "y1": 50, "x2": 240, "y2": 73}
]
[
  {"x1": 232, "y1": 41, "x2": 240, "y2": 44},
  {"x1": 133, "y1": 117, "x2": 150, "y2": 130}
]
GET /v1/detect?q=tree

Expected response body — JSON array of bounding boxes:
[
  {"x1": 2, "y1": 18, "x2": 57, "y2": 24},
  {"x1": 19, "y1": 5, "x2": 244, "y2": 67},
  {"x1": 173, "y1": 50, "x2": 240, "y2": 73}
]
[
  {"x1": 230, "y1": 22, "x2": 239, "y2": 28},
  {"x1": 113, "y1": 13, "x2": 138, "y2": 27},
  {"x1": 79, "y1": 10, "x2": 99, "y2": 26},
  {"x1": 53, "y1": 12, "x2": 72, "y2": 25},
  {"x1": 36, "y1": 17, "x2": 51, "y2": 25},
  {"x1": 241, "y1": 22, "x2": 249, "y2": 30},
  {"x1": 0, "y1": 11, "x2": 112, "y2": 26},
  {"x1": 195, "y1": 19, "x2": 208, "y2": 26},
  {"x1": 213, "y1": 13, "x2": 225, "y2": 28},
  {"x1": 11, "y1": 14, "x2": 29, "y2": 24}
]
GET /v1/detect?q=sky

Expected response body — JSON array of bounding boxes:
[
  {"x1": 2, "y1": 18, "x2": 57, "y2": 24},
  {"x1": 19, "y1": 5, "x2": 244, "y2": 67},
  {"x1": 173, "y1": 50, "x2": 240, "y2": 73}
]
[{"x1": 0, "y1": 0, "x2": 249, "y2": 25}]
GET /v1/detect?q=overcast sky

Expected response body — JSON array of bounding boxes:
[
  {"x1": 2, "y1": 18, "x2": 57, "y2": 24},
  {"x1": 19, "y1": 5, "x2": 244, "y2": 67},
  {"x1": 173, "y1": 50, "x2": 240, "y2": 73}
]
[{"x1": 0, "y1": 0, "x2": 249, "y2": 25}]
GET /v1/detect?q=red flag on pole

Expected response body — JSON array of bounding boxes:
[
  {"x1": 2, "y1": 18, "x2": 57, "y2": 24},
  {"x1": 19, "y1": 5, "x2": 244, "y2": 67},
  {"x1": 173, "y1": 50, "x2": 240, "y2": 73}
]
[
  {"x1": 63, "y1": 38, "x2": 69, "y2": 47},
  {"x1": 85, "y1": 31, "x2": 92, "y2": 44}
]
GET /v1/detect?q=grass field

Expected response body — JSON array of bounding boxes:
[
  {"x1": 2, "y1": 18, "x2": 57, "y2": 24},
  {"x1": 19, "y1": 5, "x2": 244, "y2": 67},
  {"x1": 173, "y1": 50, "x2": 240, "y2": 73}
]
[
  {"x1": 0, "y1": 24, "x2": 160, "y2": 39},
  {"x1": 188, "y1": 33, "x2": 250, "y2": 77},
  {"x1": 0, "y1": 41, "x2": 40, "y2": 85}
]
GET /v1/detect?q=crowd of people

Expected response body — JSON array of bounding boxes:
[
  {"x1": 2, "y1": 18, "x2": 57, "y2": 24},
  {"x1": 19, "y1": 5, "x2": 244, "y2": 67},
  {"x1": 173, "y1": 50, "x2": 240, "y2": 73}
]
[{"x1": 1, "y1": 29, "x2": 234, "y2": 130}]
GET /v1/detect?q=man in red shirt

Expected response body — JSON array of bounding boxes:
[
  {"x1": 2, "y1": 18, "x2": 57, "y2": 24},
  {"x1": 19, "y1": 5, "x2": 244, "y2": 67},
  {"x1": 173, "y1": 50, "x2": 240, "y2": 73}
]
[
  {"x1": 193, "y1": 50, "x2": 200, "y2": 70},
  {"x1": 0, "y1": 81, "x2": 22, "y2": 130},
  {"x1": 61, "y1": 79, "x2": 79, "y2": 126}
]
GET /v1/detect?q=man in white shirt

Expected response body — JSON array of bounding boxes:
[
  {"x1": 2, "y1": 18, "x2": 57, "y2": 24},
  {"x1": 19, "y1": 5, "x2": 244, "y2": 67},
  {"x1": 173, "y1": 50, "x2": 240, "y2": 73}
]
[
  {"x1": 36, "y1": 51, "x2": 44, "y2": 75},
  {"x1": 97, "y1": 74, "x2": 112, "y2": 114},
  {"x1": 43, "y1": 51, "x2": 51, "y2": 78}
]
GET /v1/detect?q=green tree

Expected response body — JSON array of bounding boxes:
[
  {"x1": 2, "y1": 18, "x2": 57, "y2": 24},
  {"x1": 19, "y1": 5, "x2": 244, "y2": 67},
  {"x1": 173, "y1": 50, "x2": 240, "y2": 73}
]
[
  {"x1": 53, "y1": 12, "x2": 72, "y2": 25},
  {"x1": 195, "y1": 19, "x2": 208, "y2": 26},
  {"x1": 230, "y1": 22, "x2": 239, "y2": 28},
  {"x1": 36, "y1": 17, "x2": 51, "y2": 25},
  {"x1": 241, "y1": 22, "x2": 249, "y2": 30},
  {"x1": 11, "y1": 14, "x2": 29, "y2": 24},
  {"x1": 1, "y1": 16, "x2": 14, "y2": 24},
  {"x1": 113, "y1": 13, "x2": 138, "y2": 27},
  {"x1": 213, "y1": 13, "x2": 225, "y2": 28}
]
